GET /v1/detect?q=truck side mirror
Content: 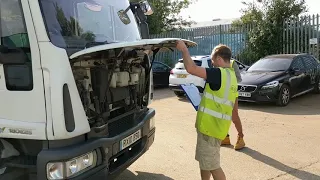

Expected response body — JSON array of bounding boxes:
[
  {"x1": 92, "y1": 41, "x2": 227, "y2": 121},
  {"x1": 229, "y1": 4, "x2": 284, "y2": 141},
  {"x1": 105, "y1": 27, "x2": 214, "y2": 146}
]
[
  {"x1": 140, "y1": 1, "x2": 153, "y2": 16},
  {"x1": 120, "y1": 1, "x2": 153, "y2": 39},
  {"x1": 0, "y1": 45, "x2": 28, "y2": 64}
]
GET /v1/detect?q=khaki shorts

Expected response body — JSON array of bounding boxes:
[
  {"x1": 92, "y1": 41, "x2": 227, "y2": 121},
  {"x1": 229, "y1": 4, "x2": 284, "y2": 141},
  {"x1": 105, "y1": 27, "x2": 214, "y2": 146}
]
[{"x1": 195, "y1": 131, "x2": 221, "y2": 171}]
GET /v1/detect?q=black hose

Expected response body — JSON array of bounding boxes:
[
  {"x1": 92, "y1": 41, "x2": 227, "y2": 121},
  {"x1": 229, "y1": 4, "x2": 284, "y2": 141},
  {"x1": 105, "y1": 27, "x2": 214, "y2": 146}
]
[{"x1": 102, "y1": 62, "x2": 116, "y2": 112}]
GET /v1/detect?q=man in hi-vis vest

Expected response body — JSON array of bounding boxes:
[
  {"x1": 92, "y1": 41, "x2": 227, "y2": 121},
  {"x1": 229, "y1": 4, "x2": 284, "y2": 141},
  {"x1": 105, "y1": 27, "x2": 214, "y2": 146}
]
[
  {"x1": 176, "y1": 40, "x2": 238, "y2": 180},
  {"x1": 220, "y1": 59, "x2": 246, "y2": 150}
]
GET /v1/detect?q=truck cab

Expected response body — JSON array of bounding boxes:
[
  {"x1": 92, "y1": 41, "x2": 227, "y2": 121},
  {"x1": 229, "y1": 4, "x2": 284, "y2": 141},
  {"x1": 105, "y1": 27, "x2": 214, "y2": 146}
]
[{"x1": 0, "y1": 0, "x2": 196, "y2": 179}]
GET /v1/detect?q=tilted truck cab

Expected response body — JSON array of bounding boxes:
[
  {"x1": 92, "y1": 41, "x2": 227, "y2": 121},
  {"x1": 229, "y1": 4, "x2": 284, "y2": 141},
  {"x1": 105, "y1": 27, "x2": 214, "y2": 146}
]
[{"x1": 0, "y1": 0, "x2": 196, "y2": 179}]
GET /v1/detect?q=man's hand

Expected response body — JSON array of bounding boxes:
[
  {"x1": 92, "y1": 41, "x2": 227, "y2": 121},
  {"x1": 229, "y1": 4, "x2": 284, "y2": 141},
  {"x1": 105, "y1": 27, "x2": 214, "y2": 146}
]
[
  {"x1": 175, "y1": 40, "x2": 207, "y2": 79},
  {"x1": 176, "y1": 40, "x2": 188, "y2": 52}
]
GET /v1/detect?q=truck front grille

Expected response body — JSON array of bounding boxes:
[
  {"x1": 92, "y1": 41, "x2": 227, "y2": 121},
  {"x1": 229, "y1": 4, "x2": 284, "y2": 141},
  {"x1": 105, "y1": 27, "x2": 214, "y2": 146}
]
[{"x1": 108, "y1": 112, "x2": 143, "y2": 137}]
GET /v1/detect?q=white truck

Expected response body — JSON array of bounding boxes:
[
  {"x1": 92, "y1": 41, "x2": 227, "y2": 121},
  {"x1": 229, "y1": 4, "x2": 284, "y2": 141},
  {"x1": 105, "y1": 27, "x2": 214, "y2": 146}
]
[{"x1": 0, "y1": 0, "x2": 196, "y2": 179}]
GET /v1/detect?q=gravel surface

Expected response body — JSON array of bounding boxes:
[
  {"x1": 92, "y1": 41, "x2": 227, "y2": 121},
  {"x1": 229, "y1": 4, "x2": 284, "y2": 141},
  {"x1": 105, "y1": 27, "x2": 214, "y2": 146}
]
[{"x1": 116, "y1": 88, "x2": 320, "y2": 180}]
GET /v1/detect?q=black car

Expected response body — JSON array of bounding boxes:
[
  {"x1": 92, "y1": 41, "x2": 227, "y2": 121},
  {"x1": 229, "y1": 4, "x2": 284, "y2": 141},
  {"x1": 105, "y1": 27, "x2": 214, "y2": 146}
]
[
  {"x1": 238, "y1": 54, "x2": 320, "y2": 106},
  {"x1": 152, "y1": 61, "x2": 172, "y2": 87}
]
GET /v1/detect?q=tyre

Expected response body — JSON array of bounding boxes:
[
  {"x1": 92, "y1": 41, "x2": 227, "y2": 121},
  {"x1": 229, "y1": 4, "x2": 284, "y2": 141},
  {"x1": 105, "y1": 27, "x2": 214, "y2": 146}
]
[
  {"x1": 174, "y1": 91, "x2": 185, "y2": 97},
  {"x1": 313, "y1": 78, "x2": 320, "y2": 94},
  {"x1": 276, "y1": 84, "x2": 291, "y2": 106}
]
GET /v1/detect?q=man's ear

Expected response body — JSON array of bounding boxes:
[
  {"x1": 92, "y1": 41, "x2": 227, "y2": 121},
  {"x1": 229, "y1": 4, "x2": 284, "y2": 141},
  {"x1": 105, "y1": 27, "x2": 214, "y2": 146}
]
[{"x1": 216, "y1": 56, "x2": 222, "y2": 62}]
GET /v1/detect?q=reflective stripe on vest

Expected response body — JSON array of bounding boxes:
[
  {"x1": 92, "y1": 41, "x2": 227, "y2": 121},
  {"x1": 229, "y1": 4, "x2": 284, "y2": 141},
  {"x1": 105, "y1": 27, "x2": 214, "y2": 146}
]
[
  {"x1": 203, "y1": 92, "x2": 234, "y2": 107},
  {"x1": 202, "y1": 69, "x2": 234, "y2": 107},
  {"x1": 198, "y1": 69, "x2": 233, "y2": 120},
  {"x1": 198, "y1": 106, "x2": 232, "y2": 121},
  {"x1": 196, "y1": 67, "x2": 238, "y2": 139}
]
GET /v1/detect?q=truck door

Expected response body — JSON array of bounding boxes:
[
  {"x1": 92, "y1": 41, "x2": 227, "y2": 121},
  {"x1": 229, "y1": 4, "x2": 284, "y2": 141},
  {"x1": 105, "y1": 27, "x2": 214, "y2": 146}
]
[{"x1": 0, "y1": 0, "x2": 46, "y2": 139}]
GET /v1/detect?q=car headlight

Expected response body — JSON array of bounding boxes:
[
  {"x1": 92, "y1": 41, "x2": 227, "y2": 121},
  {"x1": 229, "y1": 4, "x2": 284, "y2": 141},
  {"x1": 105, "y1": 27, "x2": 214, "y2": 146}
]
[
  {"x1": 261, "y1": 81, "x2": 279, "y2": 89},
  {"x1": 149, "y1": 117, "x2": 155, "y2": 130},
  {"x1": 46, "y1": 151, "x2": 97, "y2": 180}
]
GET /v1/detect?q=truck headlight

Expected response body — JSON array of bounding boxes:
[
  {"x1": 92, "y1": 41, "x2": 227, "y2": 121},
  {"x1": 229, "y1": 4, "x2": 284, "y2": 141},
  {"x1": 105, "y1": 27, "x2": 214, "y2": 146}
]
[
  {"x1": 46, "y1": 151, "x2": 97, "y2": 180},
  {"x1": 261, "y1": 81, "x2": 279, "y2": 89},
  {"x1": 149, "y1": 117, "x2": 155, "y2": 130}
]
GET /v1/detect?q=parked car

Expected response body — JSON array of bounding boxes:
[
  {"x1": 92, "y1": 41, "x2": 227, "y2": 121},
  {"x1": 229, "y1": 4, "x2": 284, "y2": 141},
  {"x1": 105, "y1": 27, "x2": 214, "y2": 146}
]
[
  {"x1": 169, "y1": 55, "x2": 248, "y2": 97},
  {"x1": 152, "y1": 61, "x2": 172, "y2": 87},
  {"x1": 238, "y1": 54, "x2": 320, "y2": 106}
]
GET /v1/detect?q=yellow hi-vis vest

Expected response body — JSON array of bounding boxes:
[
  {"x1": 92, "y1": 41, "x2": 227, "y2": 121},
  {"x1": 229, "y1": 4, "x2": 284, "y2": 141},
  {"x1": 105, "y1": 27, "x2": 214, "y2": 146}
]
[
  {"x1": 230, "y1": 59, "x2": 235, "y2": 67},
  {"x1": 196, "y1": 67, "x2": 238, "y2": 140}
]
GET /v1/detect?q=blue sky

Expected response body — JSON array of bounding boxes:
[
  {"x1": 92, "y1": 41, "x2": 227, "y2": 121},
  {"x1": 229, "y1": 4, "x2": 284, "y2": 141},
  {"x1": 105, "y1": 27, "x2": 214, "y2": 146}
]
[{"x1": 180, "y1": 0, "x2": 320, "y2": 22}]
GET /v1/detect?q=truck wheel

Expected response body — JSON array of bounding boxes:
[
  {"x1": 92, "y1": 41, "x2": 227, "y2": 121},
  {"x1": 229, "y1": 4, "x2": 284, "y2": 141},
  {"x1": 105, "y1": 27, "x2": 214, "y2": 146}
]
[
  {"x1": 276, "y1": 84, "x2": 290, "y2": 106},
  {"x1": 174, "y1": 91, "x2": 185, "y2": 97}
]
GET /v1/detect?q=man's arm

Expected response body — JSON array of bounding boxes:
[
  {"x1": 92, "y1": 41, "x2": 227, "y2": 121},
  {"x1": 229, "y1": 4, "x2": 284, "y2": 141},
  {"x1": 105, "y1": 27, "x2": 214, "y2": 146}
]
[
  {"x1": 232, "y1": 61, "x2": 242, "y2": 83},
  {"x1": 180, "y1": 47, "x2": 222, "y2": 89},
  {"x1": 180, "y1": 44, "x2": 207, "y2": 79}
]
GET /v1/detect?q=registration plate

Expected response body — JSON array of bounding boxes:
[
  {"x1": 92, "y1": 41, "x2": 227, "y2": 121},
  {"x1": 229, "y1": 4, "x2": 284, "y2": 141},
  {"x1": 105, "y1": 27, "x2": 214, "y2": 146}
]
[
  {"x1": 177, "y1": 74, "x2": 188, "y2": 78},
  {"x1": 238, "y1": 92, "x2": 251, "y2": 97},
  {"x1": 120, "y1": 130, "x2": 141, "y2": 150}
]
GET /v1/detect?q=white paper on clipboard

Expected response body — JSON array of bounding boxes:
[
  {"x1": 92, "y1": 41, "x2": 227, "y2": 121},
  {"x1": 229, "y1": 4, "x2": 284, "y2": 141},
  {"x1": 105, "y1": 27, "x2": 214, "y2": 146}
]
[{"x1": 181, "y1": 84, "x2": 202, "y2": 111}]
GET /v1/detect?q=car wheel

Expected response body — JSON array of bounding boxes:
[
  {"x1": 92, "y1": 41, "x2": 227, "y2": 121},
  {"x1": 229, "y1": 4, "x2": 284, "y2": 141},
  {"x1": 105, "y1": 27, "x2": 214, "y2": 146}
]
[
  {"x1": 313, "y1": 78, "x2": 320, "y2": 94},
  {"x1": 277, "y1": 84, "x2": 290, "y2": 106},
  {"x1": 174, "y1": 91, "x2": 185, "y2": 97}
]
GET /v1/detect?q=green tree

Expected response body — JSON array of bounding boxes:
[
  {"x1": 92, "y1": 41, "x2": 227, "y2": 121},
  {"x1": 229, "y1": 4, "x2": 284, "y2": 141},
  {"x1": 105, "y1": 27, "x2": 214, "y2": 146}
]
[
  {"x1": 233, "y1": 0, "x2": 307, "y2": 63},
  {"x1": 130, "y1": 0, "x2": 196, "y2": 34}
]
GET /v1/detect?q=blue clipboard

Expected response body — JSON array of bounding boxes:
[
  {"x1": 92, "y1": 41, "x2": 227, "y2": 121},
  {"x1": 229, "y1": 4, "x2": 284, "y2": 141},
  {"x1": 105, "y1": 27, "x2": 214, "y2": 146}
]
[{"x1": 181, "y1": 84, "x2": 202, "y2": 111}]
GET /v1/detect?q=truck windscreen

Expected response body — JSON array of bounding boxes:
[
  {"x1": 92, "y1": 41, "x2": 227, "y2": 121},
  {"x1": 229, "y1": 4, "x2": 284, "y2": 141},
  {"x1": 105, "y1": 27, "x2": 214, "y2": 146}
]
[{"x1": 38, "y1": 0, "x2": 141, "y2": 52}]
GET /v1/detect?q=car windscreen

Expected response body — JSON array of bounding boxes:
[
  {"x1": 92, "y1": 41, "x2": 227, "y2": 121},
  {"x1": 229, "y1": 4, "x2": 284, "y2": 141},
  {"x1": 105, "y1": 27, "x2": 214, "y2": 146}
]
[
  {"x1": 247, "y1": 58, "x2": 292, "y2": 72},
  {"x1": 177, "y1": 59, "x2": 202, "y2": 66}
]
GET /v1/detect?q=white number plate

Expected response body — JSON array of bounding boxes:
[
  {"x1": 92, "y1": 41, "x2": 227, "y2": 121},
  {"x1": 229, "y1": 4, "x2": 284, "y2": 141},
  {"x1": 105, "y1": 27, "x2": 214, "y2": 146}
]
[
  {"x1": 120, "y1": 130, "x2": 141, "y2": 150},
  {"x1": 238, "y1": 92, "x2": 251, "y2": 97}
]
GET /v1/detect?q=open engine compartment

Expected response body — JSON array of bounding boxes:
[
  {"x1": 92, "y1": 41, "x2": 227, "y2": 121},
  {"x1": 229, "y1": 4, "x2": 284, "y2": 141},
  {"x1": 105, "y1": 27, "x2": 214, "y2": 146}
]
[{"x1": 71, "y1": 48, "x2": 151, "y2": 137}]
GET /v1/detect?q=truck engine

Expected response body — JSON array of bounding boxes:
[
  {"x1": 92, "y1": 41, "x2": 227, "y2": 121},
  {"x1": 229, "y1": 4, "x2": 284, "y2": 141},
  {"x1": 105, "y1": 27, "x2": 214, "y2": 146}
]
[{"x1": 71, "y1": 48, "x2": 151, "y2": 138}]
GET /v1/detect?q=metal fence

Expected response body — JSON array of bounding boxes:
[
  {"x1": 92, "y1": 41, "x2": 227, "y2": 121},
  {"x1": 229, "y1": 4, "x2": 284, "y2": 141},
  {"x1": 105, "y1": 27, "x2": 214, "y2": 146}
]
[
  {"x1": 283, "y1": 14, "x2": 320, "y2": 60},
  {"x1": 150, "y1": 24, "x2": 252, "y2": 66},
  {"x1": 151, "y1": 14, "x2": 320, "y2": 67}
]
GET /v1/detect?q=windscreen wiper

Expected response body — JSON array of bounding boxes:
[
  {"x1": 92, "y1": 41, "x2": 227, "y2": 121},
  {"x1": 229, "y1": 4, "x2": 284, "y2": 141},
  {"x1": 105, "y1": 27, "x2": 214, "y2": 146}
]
[{"x1": 85, "y1": 40, "x2": 117, "y2": 48}]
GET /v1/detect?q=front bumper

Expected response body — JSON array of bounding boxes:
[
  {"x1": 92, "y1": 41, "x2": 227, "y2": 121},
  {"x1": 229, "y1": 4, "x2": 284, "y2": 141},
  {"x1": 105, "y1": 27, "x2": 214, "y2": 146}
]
[
  {"x1": 238, "y1": 87, "x2": 280, "y2": 103},
  {"x1": 169, "y1": 84, "x2": 204, "y2": 93},
  {"x1": 37, "y1": 109, "x2": 156, "y2": 180}
]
